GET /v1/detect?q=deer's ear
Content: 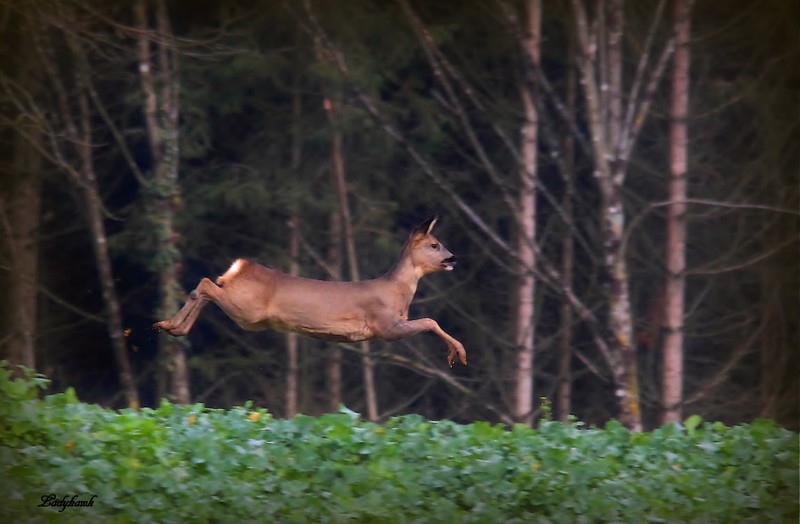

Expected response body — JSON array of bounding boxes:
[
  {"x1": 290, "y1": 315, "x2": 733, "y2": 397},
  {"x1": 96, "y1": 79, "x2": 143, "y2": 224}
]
[{"x1": 411, "y1": 216, "x2": 438, "y2": 237}]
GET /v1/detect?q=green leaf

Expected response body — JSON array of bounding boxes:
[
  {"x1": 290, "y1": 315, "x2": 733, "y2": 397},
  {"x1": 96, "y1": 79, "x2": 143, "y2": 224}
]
[{"x1": 684, "y1": 414, "x2": 703, "y2": 435}]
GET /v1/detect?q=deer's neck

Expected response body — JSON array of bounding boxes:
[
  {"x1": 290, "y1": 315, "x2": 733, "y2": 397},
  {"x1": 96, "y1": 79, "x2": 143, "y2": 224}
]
[{"x1": 384, "y1": 251, "x2": 421, "y2": 302}]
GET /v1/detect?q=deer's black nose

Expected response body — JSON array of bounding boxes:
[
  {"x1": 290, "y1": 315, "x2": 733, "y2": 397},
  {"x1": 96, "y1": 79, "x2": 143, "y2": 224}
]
[{"x1": 441, "y1": 256, "x2": 458, "y2": 271}]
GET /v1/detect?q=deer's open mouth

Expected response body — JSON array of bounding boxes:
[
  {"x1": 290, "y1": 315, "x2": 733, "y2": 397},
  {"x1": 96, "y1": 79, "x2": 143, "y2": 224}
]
[{"x1": 441, "y1": 256, "x2": 457, "y2": 271}]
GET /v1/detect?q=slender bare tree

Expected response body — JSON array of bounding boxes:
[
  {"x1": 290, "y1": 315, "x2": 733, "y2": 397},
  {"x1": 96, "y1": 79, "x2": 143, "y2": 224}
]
[
  {"x1": 556, "y1": 29, "x2": 578, "y2": 423},
  {"x1": 661, "y1": 0, "x2": 692, "y2": 424},
  {"x1": 514, "y1": 0, "x2": 541, "y2": 426}
]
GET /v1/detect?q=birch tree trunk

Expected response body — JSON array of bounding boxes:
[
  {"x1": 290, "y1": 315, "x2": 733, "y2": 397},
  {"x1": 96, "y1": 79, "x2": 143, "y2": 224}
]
[
  {"x1": 514, "y1": 0, "x2": 541, "y2": 426},
  {"x1": 605, "y1": 0, "x2": 641, "y2": 432},
  {"x1": 135, "y1": 0, "x2": 188, "y2": 403},
  {"x1": 571, "y1": 0, "x2": 645, "y2": 430},
  {"x1": 603, "y1": 193, "x2": 641, "y2": 431},
  {"x1": 661, "y1": 0, "x2": 691, "y2": 424}
]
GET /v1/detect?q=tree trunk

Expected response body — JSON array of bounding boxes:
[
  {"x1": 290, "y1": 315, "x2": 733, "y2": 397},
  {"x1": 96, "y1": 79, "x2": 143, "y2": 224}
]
[
  {"x1": 135, "y1": 0, "x2": 188, "y2": 403},
  {"x1": 76, "y1": 86, "x2": 140, "y2": 408},
  {"x1": 4, "y1": 121, "x2": 41, "y2": 372},
  {"x1": 605, "y1": 213, "x2": 641, "y2": 431},
  {"x1": 556, "y1": 31, "x2": 577, "y2": 423},
  {"x1": 326, "y1": 208, "x2": 343, "y2": 411},
  {"x1": 604, "y1": 1, "x2": 640, "y2": 432},
  {"x1": 310, "y1": 24, "x2": 353, "y2": 415},
  {"x1": 285, "y1": 218, "x2": 300, "y2": 418},
  {"x1": 1, "y1": 14, "x2": 42, "y2": 374},
  {"x1": 514, "y1": 0, "x2": 541, "y2": 427},
  {"x1": 324, "y1": 96, "x2": 378, "y2": 421},
  {"x1": 556, "y1": 205, "x2": 574, "y2": 423},
  {"x1": 285, "y1": 62, "x2": 303, "y2": 418},
  {"x1": 661, "y1": 0, "x2": 691, "y2": 425}
]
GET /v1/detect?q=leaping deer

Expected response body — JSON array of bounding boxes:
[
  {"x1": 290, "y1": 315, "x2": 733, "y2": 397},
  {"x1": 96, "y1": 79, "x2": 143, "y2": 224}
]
[{"x1": 154, "y1": 216, "x2": 467, "y2": 367}]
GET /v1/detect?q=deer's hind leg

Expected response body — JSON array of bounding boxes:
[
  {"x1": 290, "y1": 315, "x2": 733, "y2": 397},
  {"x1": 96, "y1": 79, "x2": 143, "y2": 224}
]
[{"x1": 154, "y1": 278, "x2": 223, "y2": 336}]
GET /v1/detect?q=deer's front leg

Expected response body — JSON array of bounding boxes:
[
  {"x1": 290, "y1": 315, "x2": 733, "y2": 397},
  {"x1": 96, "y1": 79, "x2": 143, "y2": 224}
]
[{"x1": 378, "y1": 318, "x2": 467, "y2": 367}]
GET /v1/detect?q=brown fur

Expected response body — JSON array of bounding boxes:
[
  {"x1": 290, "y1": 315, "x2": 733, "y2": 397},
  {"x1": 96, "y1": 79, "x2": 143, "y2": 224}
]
[{"x1": 154, "y1": 217, "x2": 467, "y2": 367}]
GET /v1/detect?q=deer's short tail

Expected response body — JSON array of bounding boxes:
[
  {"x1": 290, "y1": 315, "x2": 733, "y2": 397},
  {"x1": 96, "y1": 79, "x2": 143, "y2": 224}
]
[{"x1": 216, "y1": 258, "x2": 248, "y2": 287}]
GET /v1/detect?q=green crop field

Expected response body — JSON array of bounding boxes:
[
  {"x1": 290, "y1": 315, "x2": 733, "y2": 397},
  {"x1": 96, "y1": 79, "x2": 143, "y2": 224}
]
[{"x1": 1, "y1": 363, "x2": 797, "y2": 523}]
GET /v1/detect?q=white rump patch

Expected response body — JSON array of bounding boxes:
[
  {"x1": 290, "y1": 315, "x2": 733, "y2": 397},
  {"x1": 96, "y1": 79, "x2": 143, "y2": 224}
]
[
  {"x1": 227, "y1": 259, "x2": 244, "y2": 276},
  {"x1": 217, "y1": 259, "x2": 245, "y2": 285}
]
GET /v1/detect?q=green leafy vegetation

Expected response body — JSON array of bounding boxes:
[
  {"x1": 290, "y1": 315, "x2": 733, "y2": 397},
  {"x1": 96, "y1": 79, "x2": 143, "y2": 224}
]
[{"x1": 1, "y1": 363, "x2": 796, "y2": 523}]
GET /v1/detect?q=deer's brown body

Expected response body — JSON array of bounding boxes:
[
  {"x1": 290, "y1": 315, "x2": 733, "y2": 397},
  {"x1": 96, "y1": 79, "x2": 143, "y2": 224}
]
[{"x1": 154, "y1": 217, "x2": 467, "y2": 366}]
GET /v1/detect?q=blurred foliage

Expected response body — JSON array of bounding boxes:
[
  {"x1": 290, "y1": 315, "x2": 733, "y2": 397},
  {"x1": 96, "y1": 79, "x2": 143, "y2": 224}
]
[{"x1": 0, "y1": 363, "x2": 797, "y2": 523}]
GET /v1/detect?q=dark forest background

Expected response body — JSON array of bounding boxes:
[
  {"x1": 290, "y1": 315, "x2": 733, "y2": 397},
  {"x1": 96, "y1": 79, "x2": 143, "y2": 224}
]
[{"x1": 0, "y1": 0, "x2": 797, "y2": 431}]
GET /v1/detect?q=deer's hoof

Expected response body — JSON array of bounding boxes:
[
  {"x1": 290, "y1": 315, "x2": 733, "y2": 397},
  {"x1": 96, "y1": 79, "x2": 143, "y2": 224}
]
[
  {"x1": 450, "y1": 344, "x2": 467, "y2": 367},
  {"x1": 153, "y1": 320, "x2": 179, "y2": 336}
]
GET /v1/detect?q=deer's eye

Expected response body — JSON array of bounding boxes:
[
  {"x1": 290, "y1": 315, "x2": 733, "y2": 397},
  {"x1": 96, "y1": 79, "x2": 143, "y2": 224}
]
[{"x1": 430, "y1": 243, "x2": 439, "y2": 249}]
